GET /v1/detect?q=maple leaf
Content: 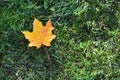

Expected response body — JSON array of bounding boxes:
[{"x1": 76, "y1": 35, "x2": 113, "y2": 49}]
[{"x1": 22, "y1": 18, "x2": 56, "y2": 49}]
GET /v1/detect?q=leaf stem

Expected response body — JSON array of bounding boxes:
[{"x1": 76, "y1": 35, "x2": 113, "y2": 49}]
[{"x1": 43, "y1": 45, "x2": 52, "y2": 64}]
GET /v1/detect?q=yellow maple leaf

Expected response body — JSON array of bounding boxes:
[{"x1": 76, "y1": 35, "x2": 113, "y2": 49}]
[{"x1": 22, "y1": 18, "x2": 56, "y2": 49}]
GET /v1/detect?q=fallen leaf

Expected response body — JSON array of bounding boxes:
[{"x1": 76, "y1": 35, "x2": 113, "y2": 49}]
[{"x1": 22, "y1": 18, "x2": 56, "y2": 49}]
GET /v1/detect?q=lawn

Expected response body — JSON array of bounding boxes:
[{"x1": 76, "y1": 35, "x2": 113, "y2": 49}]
[{"x1": 0, "y1": 0, "x2": 120, "y2": 80}]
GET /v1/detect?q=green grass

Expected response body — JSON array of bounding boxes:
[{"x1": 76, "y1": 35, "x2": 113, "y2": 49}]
[{"x1": 0, "y1": 0, "x2": 120, "y2": 79}]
